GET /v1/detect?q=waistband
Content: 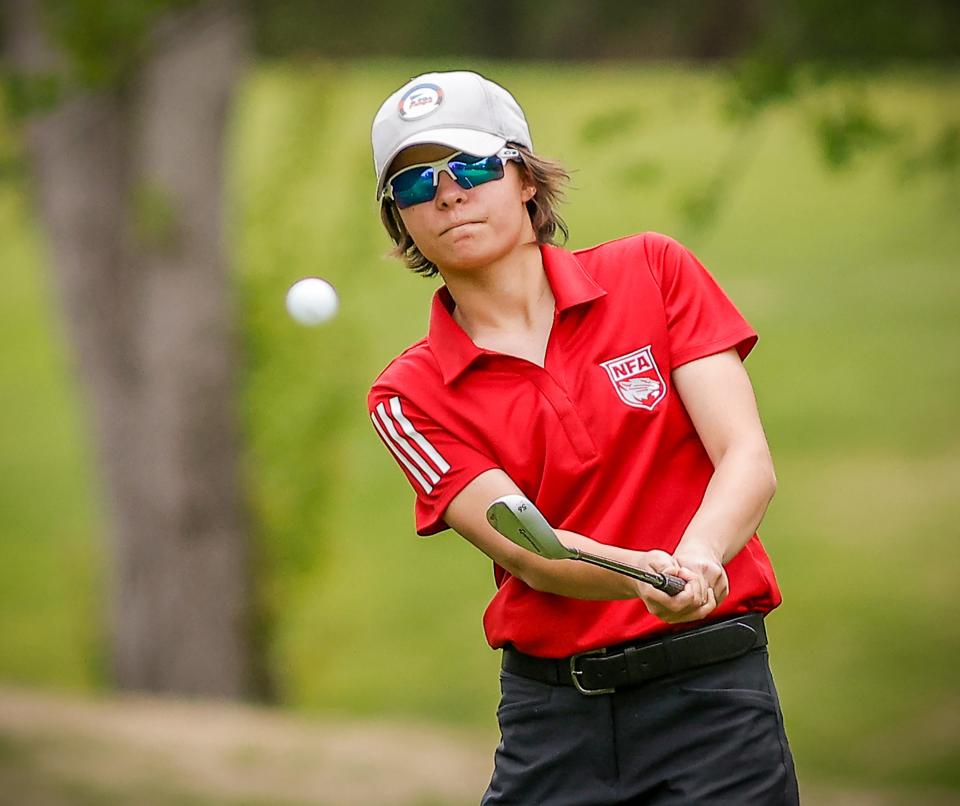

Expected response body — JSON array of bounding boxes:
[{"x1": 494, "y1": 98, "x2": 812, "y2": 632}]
[{"x1": 501, "y1": 612, "x2": 767, "y2": 696}]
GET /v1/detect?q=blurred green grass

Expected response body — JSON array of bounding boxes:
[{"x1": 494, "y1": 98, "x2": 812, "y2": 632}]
[
  {"x1": 2, "y1": 61, "x2": 958, "y2": 794},
  {"x1": 0, "y1": 185, "x2": 104, "y2": 691}
]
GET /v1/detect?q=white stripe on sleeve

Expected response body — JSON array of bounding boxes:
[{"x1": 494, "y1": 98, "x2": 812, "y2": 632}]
[
  {"x1": 389, "y1": 396, "x2": 451, "y2": 474},
  {"x1": 370, "y1": 413, "x2": 434, "y2": 494},
  {"x1": 376, "y1": 401, "x2": 442, "y2": 484}
]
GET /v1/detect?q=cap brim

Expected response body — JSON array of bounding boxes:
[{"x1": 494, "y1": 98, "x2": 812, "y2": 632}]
[{"x1": 376, "y1": 128, "x2": 507, "y2": 199}]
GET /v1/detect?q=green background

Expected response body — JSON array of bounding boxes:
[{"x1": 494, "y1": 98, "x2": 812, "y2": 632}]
[{"x1": 1, "y1": 62, "x2": 958, "y2": 795}]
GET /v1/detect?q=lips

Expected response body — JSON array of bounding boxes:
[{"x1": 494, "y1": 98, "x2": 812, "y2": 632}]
[{"x1": 441, "y1": 220, "x2": 483, "y2": 235}]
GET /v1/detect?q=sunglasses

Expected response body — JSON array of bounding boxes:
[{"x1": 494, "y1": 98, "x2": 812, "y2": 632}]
[{"x1": 383, "y1": 147, "x2": 521, "y2": 209}]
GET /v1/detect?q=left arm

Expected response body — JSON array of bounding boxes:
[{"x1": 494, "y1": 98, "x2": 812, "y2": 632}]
[{"x1": 642, "y1": 348, "x2": 777, "y2": 623}]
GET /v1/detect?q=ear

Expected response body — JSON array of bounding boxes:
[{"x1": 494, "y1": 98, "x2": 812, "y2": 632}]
[{"x1": 520, "y1": 183, "x2": 536, "y2": 203}]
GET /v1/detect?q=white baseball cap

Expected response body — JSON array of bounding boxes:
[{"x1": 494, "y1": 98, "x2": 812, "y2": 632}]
[{"x1": 371, "y1": 70, "x2": 533, "y2": 200}]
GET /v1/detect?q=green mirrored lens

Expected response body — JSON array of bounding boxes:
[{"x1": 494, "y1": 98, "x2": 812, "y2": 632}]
[
  {"x1": 391, "y1": 166, "x2": 436, "y2": 209},
  {"x1": 450, "y1": 155, "x2": 503, "y2": 189}
]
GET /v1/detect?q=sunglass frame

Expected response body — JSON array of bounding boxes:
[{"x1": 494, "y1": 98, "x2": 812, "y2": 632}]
[{"x1": 383, "y1": 147, "x2": 521, "y2": 208}]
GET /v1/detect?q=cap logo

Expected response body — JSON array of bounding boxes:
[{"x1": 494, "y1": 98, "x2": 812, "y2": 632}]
[
  {"x1": 599, "y1": 345, "x2": 667, "y2": 411},
  {"x1": 398, "y1": 83, "x2": 444, "y2": 120}
]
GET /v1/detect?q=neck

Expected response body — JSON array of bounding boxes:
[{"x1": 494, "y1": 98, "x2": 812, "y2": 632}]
[{"x1": 442, "y1": 240, "x2": 554, "y2": 338}]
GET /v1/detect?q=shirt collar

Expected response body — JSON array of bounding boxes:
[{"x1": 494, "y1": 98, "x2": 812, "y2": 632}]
[{"x1": 427, "y1": 243, "x2": 607, "y2": 385}]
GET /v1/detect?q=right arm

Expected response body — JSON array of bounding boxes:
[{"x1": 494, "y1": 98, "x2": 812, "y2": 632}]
[
  {"x1": 368, "y1": 386, "x2": 708, "y2": 620},
  {"x1": 444, "y1": 468, "x2": 707, "y2": 616}
]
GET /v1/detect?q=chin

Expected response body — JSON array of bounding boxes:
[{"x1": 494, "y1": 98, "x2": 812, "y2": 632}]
[
  {"x1": 438, "y1": 237, "x2": 519, "y2": 273},
  {"x1": 429, "y1": 243, "x2": 496, "y2": 272},
  {"x1": 442, "y1": 252, "x2": 496, "y2": 272}
]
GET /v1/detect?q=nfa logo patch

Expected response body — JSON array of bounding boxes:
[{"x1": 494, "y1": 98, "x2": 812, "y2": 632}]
[
  {"x1": 600, "y1": 345, "x2": 667, "y2": 411},
  {"x1": 398, "y1": 83, "x2": 444, "y2": 120}
]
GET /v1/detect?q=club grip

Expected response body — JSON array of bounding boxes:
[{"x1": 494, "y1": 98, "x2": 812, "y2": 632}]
[{"x1": 658, "y1": 573, "x2": 686, "y2": 596}]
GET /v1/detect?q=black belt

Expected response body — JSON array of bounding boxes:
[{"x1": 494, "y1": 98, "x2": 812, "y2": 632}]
[{"x1": 502, "y1": 612, "x2": 767, "y2": 696}]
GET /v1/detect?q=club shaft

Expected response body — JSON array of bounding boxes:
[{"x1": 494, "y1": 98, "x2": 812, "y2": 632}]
[{"x1": 574, "y1": 550, "x2": 685, "y2": 595}]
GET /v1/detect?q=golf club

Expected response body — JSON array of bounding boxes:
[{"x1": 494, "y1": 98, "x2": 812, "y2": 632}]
[{"x1": 486, "y1": 494, "x2": 686, "y2": 596}]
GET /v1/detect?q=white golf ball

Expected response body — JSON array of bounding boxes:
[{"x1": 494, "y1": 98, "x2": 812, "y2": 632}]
[{"x1": 285, "y1": 277, "x2": 339, "y2": 325}]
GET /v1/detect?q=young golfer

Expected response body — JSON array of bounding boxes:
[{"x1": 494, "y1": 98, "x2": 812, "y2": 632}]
[{"x1": 368, "y1": 70, "x2": 800, "y2": 804}]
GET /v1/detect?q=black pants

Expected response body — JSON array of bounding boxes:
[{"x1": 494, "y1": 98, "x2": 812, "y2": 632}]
[{"x1": 482, "y1": 646, "x2": 800, "y2": 805}]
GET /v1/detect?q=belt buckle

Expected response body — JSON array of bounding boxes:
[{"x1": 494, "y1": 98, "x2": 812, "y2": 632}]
[{"x1": 569, "y1": 648, "x2": 615, "y2": 696}]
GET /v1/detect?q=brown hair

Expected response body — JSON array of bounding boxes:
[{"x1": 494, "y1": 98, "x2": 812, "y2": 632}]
[{"x1": 379, "y1": 145, "x2": 570, "y2": 278}]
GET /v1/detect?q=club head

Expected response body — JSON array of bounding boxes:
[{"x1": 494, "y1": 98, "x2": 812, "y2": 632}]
[{"x1": 485, "y1": 495, "x2": 575, "y2": 561}]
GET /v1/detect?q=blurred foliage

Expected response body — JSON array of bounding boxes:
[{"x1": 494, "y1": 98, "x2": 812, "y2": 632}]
[
  {"x1": 710, "y1": 1, "x2": 959, "y2": 230},
  {"x1": 0, "y1": 70, "x2": 65, "y2": 119},
  {"x1": 579, "y1": 106, "x2": 646, "y2": 146},
  {"x1": 897, "y1": 122, "x2": 960, "y2": 184},
  {"x1": 815, "y1": 101, "x2": 901, "y2": 170},
  {"x1": 249, "y1": 0, "x2": 959, "y2": 64},
  {"x1": 0, "y1": 1, "x2": 199, "y2": 120},
  {"x1": 40, "y1": 0, "x2": 196, "y2": 89}
]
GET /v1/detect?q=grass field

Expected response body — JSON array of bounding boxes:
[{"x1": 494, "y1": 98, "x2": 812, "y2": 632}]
[{"x1": 1, "y1": 61, "x2": 958, "y2": 798}]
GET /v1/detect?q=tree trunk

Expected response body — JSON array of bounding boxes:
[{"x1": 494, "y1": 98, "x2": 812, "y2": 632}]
[{"x1": 5, "y1": 0, "x2": 254, "y2": 698}]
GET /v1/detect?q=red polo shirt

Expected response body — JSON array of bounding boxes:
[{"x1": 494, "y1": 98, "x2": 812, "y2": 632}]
[{"x1": 368, "y1": 231, "x2": 782, "y2": 657}]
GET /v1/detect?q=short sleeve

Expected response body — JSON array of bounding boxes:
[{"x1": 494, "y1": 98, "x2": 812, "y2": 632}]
[
  {"x1": 368, "y1": 386, "x2": 499, "y2": 536},
  {"x1": 642, "y1": 232, "x2": 758, "y2": 367}
]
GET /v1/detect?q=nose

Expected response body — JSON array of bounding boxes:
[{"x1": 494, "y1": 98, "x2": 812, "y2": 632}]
[{"x1": 434, "y1": 170, "x2": 467, "y2": 208}]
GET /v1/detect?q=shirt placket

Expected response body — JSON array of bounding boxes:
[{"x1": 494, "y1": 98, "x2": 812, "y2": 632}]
[{"x1": 505, "y1": 359, "x2": 599, "y2": 464}]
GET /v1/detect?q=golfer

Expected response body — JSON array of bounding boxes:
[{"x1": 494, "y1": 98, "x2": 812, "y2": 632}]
[{"x1": 368, "y1": 70, "x2": 799, "y2": 805}]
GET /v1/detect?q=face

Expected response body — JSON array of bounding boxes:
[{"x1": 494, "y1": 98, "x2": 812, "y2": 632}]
[{"x1": 387, "y1": 144, "x2": 537, "y2": 274}]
